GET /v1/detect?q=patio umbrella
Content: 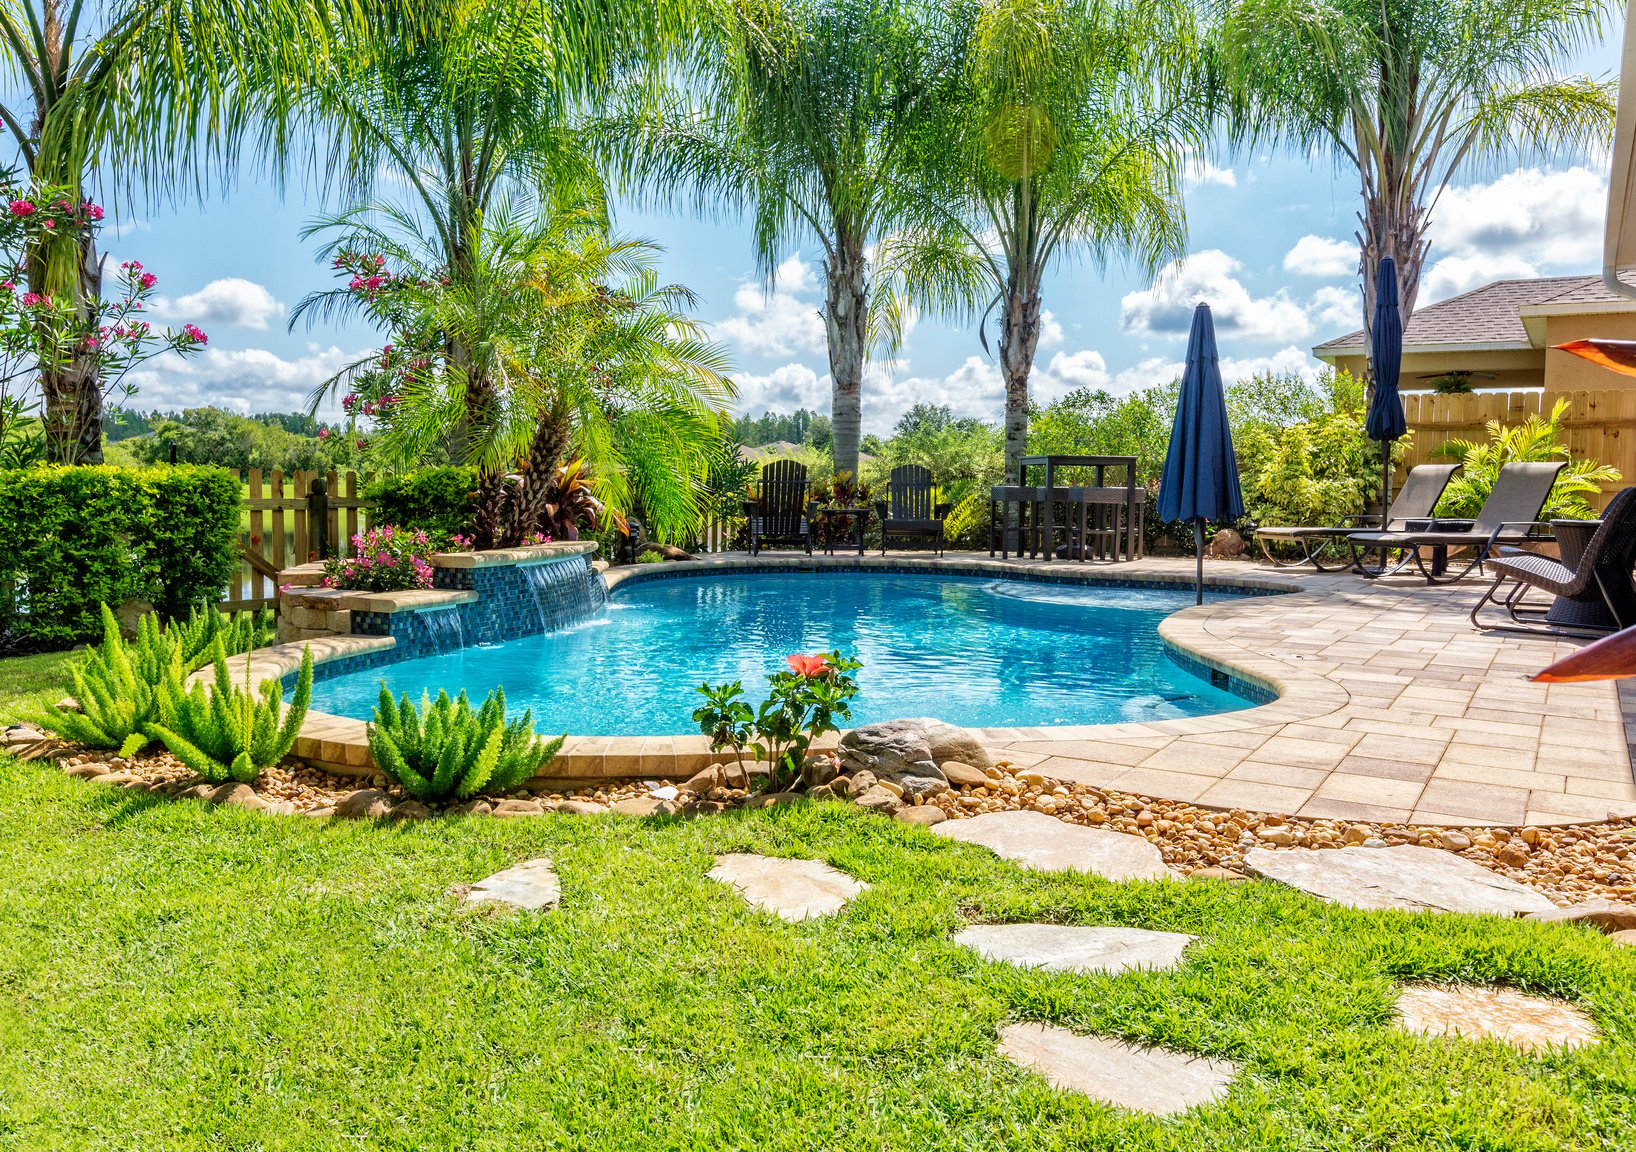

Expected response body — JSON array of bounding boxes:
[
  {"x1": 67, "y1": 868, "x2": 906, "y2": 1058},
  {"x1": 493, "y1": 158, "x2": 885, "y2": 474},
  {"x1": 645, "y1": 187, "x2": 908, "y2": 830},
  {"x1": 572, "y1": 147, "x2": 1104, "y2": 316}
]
[
  {"x1": 1158, "y1": 303, "x2": 1244, "y2": 605},
  {"x1": 1365, "y1": 257, "x2": 1407, "y2": 511},
  {"x1": 1554, "y1": 338, "x2": 1636, "y2": 377},
  {"x1": 1533, "y1": 624, "x2": 1636, "y2": 682}
]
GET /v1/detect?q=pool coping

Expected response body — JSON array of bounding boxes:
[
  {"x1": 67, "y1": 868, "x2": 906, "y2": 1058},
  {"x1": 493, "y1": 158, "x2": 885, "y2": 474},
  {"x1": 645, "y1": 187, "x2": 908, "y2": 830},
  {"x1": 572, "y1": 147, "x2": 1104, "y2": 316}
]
[{"x1": 234, "y1": 553, "x2": 1350, "y2": 787}]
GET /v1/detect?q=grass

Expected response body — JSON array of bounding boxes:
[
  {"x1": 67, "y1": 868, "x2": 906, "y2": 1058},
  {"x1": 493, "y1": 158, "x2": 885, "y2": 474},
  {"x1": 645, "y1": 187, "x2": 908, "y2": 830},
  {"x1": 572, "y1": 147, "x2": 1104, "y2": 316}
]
[
  {"x1": 1, "y1": 756, "x2": 1634, "y2": 1150},
  {"x1": 0, "y1": 649, "x2": 75, "y2": 726}
]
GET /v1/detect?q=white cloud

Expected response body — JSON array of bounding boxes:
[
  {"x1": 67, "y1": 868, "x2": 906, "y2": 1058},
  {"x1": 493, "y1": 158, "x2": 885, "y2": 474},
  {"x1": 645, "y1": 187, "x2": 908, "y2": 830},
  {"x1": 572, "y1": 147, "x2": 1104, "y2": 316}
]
[
  {"x1": 1185, "y1": 152, "x2": 1237, "y2": 188},
  {"x1": 1121, "y1": 250, "x2": 1312, "y2": 343},
  {"x1": 1283, "y1": 235, "x2": 1356, "y2": 278},
  {"x1": 124, "y1": 343, "x2": 360, "y2": 415},
  {"x1": 1036, "y1": 349, "x2": 1109, "y2": 395},
  {"x1": 1422, "y1": 252, "x2": 1540, "y2": 303},
  {"x1": 731, "y1": 362, "x2": 827, "y2": 414},
  {"x1": 716, "y1": 255, "x2": 828, "y2": 357},
  {"x1": 1098, "y1": 345, "x2": 1322, "y2": 394},
  {"x1": 151, "y1": 278, "x2": 286, "y2": 331},
  {"x1": 1308, "y1": 284, "x2": 1360, "y2": 334},
  {"x1": 1038, "y1": 309, "x2": 1064, "y2": 348}
]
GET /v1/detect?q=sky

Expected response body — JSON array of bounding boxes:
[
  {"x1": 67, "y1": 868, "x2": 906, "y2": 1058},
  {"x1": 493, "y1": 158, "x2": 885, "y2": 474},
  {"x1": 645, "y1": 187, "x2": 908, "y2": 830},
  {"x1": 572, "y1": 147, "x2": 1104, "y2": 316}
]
[{"x1": 69, "y1": 20, "x2": 1627, "y2": 436}]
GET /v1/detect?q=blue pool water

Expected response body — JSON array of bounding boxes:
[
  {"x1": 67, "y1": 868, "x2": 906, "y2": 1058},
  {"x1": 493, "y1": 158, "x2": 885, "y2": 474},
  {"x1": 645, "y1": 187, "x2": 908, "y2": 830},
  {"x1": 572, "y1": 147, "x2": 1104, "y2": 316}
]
[{"x1": 307, "y1": 572, "x2": 1256, "y2": 735}]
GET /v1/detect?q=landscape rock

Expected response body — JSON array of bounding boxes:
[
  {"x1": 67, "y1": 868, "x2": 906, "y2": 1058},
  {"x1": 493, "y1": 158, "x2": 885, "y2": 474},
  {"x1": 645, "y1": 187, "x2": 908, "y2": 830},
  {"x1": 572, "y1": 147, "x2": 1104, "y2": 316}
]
[
  {"x1": 680, "y1": 766, "x2": 721, "y2": 794},
  {"x1": 707, "y1": 853, "x2": 867, "y2": 921},
  {"x1": 1394, "y1": 984, "x2": 1601, "y2": 1052},
  {"x1": 64, "y1": 763, "x2": 106, "y2": 779},
  {"x1": 1188, "y1": 866, "x2": 1248, "y2": 882},
  {"x1": 557, "y1": 800, "x2": 610, "y2": 816},
  {"x1": 941, "y1": 761, "x2": 992, "y2": 788},
  {"x1": 955, "y1": 924, "x2": 1195, "y2": 975},
  {"x1": 335, "y1": 789, "x2": 395, "y2": 820},
  {"x1": 305, "y1": 806, "x2": 335, "y2": 818},
  {"x1": 179, "y1": 783, "x2": 216, "y2": 801},
  {"x1": 1525, "y1": 899, "x2": 1636, "y2": 933},
  {"x1": 1204, "y1": 528, "x2": 1246, "y2": 558},
  {"x1": 854, "y1": 785, "x2": 904, "y2": 813},
  {"x1": 610, "y1": 796, "x2": 681, "y2": 817},
  {"x1": 1244, "y1": 845, "x2": 1555, "y2": 915},
  {"x1": 388, "y1": 800, "x2": 433, "y2": 821},
  {"x1": 898, "y1": 774, "x2": 950, "y2": 800},
  {"x1": 807, "y1": 784, "x2": 838, "y2": 802},
  {"x1": 931, "y1": 809, "x2": 1177, "y2": 882},
  {"x1": 720, "y1": 761, "x2": 770, "y2": 789},
  {"x1": 845, "y1": 771, "x2": 878, "y2": 798},
  {"x1": 460, "y1": 857, "x2": 561, "y2": 911},
  {"x1": 263, "y1": 800, "x2": 298, "y2": 816},
  {"x1": 801, "y1": 756, "x2": 840, "y2": 788},
  {"x1": 1610, "y1": 929, "x2": 1636, "y2": 946},
  {"x1": 452, "y1": 799, "x2": 493, "y2": 817},
  {"x1": 745, "y1": 792, "x2": 806, "y2": 810},
  {"x1": 1438, "y1": 830, "x2": 1473, "y2": 852},
  {"x1": 210, "y1": 782, "x2": 266, "y2": 811},
  {"x1": 894, "y1": 805, "x2": 947, "y2": 826},
  {"x1": 492, "y1": 798, "x2": 545, "y2": 818},
  {"x1": 837, "y1": 722, "x2": 939, "y2": 780},
  {"x1": 997, "y1": 1023, "x2": 1236, "y2": 1116},
  {"x1": 88, "y1": 771, "x2": 133, "y2": 787}
]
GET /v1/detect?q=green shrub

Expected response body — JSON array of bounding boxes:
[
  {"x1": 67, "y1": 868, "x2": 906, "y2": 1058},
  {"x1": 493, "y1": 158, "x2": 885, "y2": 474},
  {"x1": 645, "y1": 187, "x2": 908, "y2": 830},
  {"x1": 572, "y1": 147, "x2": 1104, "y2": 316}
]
[
  {"x1": 31, "y1": 603, "x2": 276, "y2": 753},
  {"x1": 364, "y1": 467, "x2": 477, "y2": 542},
  {"x1": 367, "y1": 685, "x2": 564, "y2": 803},
  {"x1": 148, "y1": 639, "x2": 313, "y2": 784},
  {"x1": 0, "y1": 465, "x2": 240, "y2": 649},
  {"x1": 1431, "y1": 398, "x2": 1620, "y2": 520}
]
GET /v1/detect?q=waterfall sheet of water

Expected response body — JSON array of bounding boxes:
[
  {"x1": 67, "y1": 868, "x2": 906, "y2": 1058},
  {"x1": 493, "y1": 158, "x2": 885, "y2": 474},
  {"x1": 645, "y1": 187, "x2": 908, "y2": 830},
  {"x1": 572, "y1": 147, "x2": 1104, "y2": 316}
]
[
  {"x1": 410, "y1": 605, "x2": 466, "y2": 654},
  {"x1": 521, "y1": 556, "x2": 606, "y2": 633}
]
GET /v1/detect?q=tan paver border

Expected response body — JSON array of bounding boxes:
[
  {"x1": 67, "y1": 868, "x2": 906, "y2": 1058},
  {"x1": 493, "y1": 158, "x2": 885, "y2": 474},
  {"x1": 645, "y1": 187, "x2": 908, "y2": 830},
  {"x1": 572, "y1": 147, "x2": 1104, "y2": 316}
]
[{"x1": 234, "y1": 551, "x2": 1636, "y2": 825}]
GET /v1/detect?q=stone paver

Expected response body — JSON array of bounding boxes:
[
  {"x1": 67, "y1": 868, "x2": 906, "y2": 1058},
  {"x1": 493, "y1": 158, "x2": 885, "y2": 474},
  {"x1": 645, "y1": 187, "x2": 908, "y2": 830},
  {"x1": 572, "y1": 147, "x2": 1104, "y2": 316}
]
[
  {"x1": 1395, "y1": 985, "x2": 1601, "y2": 1051},
  {"x1": 707, "y1": 854, "x2": 866, "y2": 921},
  {"x1": 931, "y1": 810, "x2": 1177, "y2": 881},
  {"x1": 1243, "y1": 845, "x2": 1556, "y2": 915},
  {"x1": 998, "y1": 1023, "x2": 1236, "y2": 1115},
  {"x1": 954, "y1": 924, "x2": 1194, "y2": 975},
  {"x1": 460, "y1": 857, "x2": 561, "y2": 911}
]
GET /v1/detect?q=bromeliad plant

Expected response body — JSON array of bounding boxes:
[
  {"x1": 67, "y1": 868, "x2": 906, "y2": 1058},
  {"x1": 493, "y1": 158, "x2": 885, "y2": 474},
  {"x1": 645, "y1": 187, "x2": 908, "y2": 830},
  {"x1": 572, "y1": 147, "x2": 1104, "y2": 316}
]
[
  {"x1": 367, "y1": 685, "x2": 565, "y2": 803},
  {"x1": 147, "y1": 638, "x2": 313, "y2": 785},
  {"x1": 692, "y1": 651, "x2": 863, "y2": 792}
]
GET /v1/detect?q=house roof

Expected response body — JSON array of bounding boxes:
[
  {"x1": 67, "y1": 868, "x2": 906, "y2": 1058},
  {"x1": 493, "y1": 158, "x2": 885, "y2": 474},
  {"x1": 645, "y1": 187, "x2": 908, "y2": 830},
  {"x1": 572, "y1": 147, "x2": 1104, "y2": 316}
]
[{"x1": 1313, "y1": 275, "x2": 1632, "y2": 355}]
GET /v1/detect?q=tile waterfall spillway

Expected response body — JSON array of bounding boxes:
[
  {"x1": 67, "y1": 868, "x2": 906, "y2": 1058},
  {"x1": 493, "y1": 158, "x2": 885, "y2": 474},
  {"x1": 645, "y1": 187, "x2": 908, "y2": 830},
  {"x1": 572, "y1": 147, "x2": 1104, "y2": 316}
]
[{"x1": 521, "y1": 554, "x2": 607, "y2": 633}]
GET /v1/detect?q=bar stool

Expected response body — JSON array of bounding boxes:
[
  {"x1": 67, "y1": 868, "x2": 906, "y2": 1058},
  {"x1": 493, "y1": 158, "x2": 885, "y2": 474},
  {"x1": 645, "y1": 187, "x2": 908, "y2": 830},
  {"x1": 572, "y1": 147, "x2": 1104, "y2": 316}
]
[{"x1": 989, "y1": 486, "x2": 1047, "y2": 558}]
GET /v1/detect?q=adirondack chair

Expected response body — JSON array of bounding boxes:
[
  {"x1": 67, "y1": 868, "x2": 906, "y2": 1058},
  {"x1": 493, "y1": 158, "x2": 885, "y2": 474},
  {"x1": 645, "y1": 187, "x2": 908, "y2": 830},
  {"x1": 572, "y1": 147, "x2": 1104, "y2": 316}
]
[
  {"x1": 742, "y1": 459, "x2": 812, "y2": 555},
  {"x1": 875, "y1": 464, "x2": 951, "y2": 555}
]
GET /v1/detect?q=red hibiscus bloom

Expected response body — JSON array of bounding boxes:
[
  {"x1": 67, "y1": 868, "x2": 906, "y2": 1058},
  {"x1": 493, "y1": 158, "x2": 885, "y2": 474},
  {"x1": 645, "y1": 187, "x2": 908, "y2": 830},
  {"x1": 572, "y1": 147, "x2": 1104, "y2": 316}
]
[{"x1": 786, "y1": 654, "x2": 829, "y2": 678}]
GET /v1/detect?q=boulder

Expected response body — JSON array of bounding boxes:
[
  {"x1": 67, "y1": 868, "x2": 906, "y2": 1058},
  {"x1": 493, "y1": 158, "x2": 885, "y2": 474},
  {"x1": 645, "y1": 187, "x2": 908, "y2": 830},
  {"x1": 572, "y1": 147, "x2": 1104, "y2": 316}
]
[
  {"x1": 388, "y1": 800, "x2": 434, "y2": 821},
  {"x1": 854, "y1": 785, "x2": 903, "y2": 813},
  {"x1": 837, "y1": 722, "x2": 939, "y2": 781},
  {"x1": 610, "y1": 796, "x2": 682, "y2": 817},
  {"x1": 492, "y1": 798, "x2": 545, "y2": 818},
  {"x1": 88, "y1": 771, "x2": 133, "y2": 787},
  {"x1": 557, "y1": 799, "x2": 610, "y2": 816},
  {"x1": 894, "y1": 805, "x2": 947, "y2": 827},
  {"x1": 1611, "y1": 929, "x2": 1636, "y2": 947},
  {"x1": 845, "y1": 771, "x2": 878, "y2": 798},
  {"x1": 680, "y1": 766, "x2": 721, "y2": 794},
  {"x1": 1205, "y1": 528, "x2": 1246, "y2": 559},
  {"x1": 899, "y1": 774, "x2": 950, "y2": 800},
  {"x1": 941, "y1": 761, "x2": 992, "y2": 789},
  {"x1": 917, "y1": 718, "x2": 994, "y2": 769},
  {"x1": 335, "y1": 789, "x2": 395, "y2": 820},
  {"x1": 801, "y1": 755, "x2": 840, "y2": 789},
  {"x1": 64, "y1": 763, "x2": 106, "y2": 779},
  {"x1": 209, "y1": 782, "x2": 260, "y2": 809},
  {"x1": 452, "y1": 799, "x2": 493, "y2": 817},
  {"x1": 1188, "y1": 866, "x2": 1248, "y2": 882}
]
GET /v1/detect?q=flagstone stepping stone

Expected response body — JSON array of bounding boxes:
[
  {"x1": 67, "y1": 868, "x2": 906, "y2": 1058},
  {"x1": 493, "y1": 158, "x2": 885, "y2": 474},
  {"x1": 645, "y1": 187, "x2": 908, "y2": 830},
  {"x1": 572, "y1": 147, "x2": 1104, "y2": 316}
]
[
  {"x1": 998, "y1": 1022, "x2": 1236, "y2": 1116},
  {"x1": 955, "y1": 924, "x2": 1195, "y2": 976},
  {"x1": 1243, "y1": 845, "x2": 1555, "y2": 915},
  {"x1": 930, "y1": 810, "x2": 1176, "y2": 881},
  {"x1": 459, "y1": 857, "x2": 561, "y2": 911},
  {"x1": 707, "y1": 854, "x2": 867, "y2": 922},
  {"x1": 1394, "y1": 985, "x2": 1601, "y2": 1052}
]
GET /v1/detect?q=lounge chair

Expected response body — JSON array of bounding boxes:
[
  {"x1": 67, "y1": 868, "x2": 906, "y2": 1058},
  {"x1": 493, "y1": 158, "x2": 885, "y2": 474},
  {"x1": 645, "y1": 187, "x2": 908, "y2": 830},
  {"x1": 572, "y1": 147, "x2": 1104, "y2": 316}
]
[
  {"x1": 743, "y1": 459, "x2": 812, "y2": 555},
  {"x1": 1252, "y1": 463, "x2": 1460, "y2": 570},
  {"x1": 1469, "y1": 486, "x2": 1636, "y2": 636},
  {"x1": 876, "y1": 464, "x2": 950, "y2": 555},
  {"x1": 1345, "y1": 460, "x2": 1565, "y2": 584}
]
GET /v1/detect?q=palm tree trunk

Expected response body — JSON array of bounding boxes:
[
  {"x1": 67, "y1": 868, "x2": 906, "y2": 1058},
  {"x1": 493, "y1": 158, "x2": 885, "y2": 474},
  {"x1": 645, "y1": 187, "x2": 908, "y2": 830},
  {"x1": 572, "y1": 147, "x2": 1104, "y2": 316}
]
[
  {"x1": 513, "y1": 404, "x2": 573, "y2": 544},
  {"x1": 999, "y1": 281, "x2": 1043, "y2": 484},
  {"x1": 824, "y1": 230, "x2": 867, "y2": 479},
  {"x1": 33, "y1": 226, "x2": 105, "y2": 464}
]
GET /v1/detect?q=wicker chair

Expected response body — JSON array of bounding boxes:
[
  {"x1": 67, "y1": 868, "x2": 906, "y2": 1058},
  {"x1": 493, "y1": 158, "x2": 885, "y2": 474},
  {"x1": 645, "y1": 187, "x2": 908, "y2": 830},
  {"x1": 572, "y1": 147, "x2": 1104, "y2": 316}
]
[{"x1": 1469, "y1": 486, "x2": 1636, "y2": 636}]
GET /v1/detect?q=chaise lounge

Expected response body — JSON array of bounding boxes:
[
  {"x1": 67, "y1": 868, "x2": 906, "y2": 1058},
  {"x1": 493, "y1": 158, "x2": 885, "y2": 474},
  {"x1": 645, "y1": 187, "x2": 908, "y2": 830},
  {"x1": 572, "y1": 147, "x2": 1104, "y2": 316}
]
[
  {"x1": 1345, "y1": 460, "x2": 1565, "y2": 584},
  {"x1": 1252, "y1": 463, "x2": 1460, "y2": 570}
]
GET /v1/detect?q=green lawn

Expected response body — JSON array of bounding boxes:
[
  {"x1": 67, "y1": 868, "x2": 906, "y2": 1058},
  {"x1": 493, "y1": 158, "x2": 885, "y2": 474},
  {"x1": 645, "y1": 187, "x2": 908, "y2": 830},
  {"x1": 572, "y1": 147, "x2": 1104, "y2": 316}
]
[
  {"x1": 0, "y1": 649, "x2": 75, "y2": 726},
  {"x1": 1, "y1": 758, "x2": 1634, "y2": 1150}
]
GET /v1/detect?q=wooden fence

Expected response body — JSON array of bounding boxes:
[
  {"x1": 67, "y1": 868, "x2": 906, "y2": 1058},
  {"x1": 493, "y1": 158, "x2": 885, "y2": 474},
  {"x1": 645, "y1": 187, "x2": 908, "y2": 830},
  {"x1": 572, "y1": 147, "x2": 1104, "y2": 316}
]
[
  {"x1": 693, "y1": 516, "x2": 741, "y2": 554},
  {"x1": 1401, "y1": 389, "x2": 1636, "y2": 512},
  {"x1": 221, "y1": 470, "x2": 371, "y2": 613}
]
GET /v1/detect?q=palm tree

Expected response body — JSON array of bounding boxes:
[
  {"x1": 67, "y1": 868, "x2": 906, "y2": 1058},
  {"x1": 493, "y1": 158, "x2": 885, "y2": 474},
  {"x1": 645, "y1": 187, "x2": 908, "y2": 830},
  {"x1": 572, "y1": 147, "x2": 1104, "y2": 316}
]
[
  {"x1": 0, "y1": 0, "x2": 370, "y2": 462},
  {"x1": 608, "y1": 0, "x2": 956, "y2": 478},
  {"x1": 1217, "y1": 0, "x2": 1616, "y2": 341},
  {"x1": 295, "y1": 193, "x2": 736, "y2": 545},
  {"x1": 883, "y1": 0, "x2": 1206, "y2": 482}
]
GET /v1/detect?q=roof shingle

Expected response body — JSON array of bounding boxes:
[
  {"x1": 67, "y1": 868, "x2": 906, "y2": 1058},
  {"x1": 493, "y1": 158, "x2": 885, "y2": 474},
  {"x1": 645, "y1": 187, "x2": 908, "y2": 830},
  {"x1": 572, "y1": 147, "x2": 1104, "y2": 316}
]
[{"x1": 1313, "y1": 275, "x2": 1628, "y2": 352}]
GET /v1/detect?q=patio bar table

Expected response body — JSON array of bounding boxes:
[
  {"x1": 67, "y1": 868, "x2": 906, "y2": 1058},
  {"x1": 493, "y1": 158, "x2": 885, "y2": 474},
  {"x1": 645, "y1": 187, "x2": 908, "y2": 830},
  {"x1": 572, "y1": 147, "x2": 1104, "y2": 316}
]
[{"x1": 1017, "y1": 455, "x2": 1142, "y2": 561}]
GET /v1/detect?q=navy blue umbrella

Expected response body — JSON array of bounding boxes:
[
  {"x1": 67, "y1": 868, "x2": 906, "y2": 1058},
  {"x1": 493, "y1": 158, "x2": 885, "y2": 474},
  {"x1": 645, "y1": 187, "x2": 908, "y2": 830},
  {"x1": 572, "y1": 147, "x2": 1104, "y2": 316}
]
[
  {"x1": 1365, "y1": 257, "x2": 1407, "y2": 510},
  {"x1": 1158, "y1": 303, "x2": 1244, "y2": 604}
]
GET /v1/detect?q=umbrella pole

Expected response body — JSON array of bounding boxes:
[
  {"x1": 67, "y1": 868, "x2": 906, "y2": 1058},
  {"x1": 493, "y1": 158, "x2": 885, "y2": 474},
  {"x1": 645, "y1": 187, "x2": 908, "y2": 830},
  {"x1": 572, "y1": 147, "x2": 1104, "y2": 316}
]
[
  {"x1": 1193, "y1": 518, "x2": 1204, "y2": 606},
  {"x1": 1381, "y1": 439, "x2": 1392, "y2": 519}
]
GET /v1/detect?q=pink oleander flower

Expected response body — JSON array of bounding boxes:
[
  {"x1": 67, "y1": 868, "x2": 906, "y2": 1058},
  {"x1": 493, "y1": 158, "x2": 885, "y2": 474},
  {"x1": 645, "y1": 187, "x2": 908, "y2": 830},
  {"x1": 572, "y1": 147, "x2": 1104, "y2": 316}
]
[
  {"x1": 84, "y1": 204, "x2": 103, "y2": 221},
  {"x1": 364, "y1": 275, "x2": 385, "y2": 291},
  {"x1": 318, "y1": 428, "x2": 330, "y2": 440},
  {"x1": 0, "y1": 280, "x2": 12, "y2": 291},
  {"x1": 20, "y1": 292, "x2": 41, "y2": 307},
  {"x1": 41, "y1": 219, "x2": 55, "y2": 229},
  {"x1": 85, "y1": 336, "x2": 99, "y2": 350},
  {"x1": 139, "y1": 272, "x2": 157, "y2": 289},
  {"x1": 181, "y1": 323, "x2": 207, "y2": 344},
  {"x1": 373, "y1": 254, "x2": 385, "y2": 267},
  {"x1": 8, "y1": 201, "x2": 34, "y2": 217}
]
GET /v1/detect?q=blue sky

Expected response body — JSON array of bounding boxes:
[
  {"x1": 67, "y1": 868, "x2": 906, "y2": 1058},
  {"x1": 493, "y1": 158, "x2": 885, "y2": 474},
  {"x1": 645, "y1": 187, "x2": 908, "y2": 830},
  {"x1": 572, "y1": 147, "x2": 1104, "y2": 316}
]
[{"x1": 86, "y1": 22, "x2": 1624, "y2": 435}]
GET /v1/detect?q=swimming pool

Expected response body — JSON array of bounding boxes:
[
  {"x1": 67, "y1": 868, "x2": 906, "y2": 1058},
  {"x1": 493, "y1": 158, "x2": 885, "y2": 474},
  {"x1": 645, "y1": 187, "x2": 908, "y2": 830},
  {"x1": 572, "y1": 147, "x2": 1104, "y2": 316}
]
[{"x1": 305, "y1": 571, "x2": 1260, "y2": 735}]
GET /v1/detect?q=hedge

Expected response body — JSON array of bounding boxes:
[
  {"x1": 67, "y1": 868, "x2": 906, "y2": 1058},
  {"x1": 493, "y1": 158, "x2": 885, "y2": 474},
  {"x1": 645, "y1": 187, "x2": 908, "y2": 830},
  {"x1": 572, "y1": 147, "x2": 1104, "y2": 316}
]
[
  {"x1": 363, "y1": 467, "x2": 477, "y2": 541},
  {"x1": 0, "y1": 465, "x2": 241, "y2": 649}
]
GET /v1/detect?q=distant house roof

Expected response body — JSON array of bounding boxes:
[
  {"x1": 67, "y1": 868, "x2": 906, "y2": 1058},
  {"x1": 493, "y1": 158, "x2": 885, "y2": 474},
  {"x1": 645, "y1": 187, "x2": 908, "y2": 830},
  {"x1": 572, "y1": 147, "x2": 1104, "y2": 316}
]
[{"x1": 1313, "y1": 275, "x2": 1633, "y2": 357}]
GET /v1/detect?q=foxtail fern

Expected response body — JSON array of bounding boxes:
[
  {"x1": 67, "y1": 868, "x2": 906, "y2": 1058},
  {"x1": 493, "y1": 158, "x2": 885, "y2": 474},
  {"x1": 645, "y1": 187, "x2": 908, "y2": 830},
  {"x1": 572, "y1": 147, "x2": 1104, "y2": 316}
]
[
  {"x1": 148, "y1": 639, "x2": 313, "y2": 784},
  {"x1": 31, "y1": 604, "x2": 179, "y2": 756},
  {"x1": 368, "y1": 685, "x2": 564, "y2": 803}
]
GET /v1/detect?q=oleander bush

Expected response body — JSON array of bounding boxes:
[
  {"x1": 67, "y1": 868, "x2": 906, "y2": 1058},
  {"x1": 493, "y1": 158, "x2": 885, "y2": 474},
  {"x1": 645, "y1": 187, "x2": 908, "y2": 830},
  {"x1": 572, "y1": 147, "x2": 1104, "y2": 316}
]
[
  {"x1": 323, "y1": 525, "x2": 438, "y2": 591},
  {"x1": 367, "y1": 684, "x2": 564, "y2": 802},
  {"x1": 0, "y1": 464, "x2": 239, "y2": 649},
  {"x1": 147, "y1": 639, "x2": 313, "y2": 784}
]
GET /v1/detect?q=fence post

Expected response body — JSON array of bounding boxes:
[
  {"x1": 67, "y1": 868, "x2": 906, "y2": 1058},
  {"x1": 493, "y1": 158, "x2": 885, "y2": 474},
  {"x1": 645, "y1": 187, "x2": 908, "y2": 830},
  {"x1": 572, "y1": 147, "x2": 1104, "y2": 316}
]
[{"x1": 308, "y1": 476, "x2": 330, "y2": 560}]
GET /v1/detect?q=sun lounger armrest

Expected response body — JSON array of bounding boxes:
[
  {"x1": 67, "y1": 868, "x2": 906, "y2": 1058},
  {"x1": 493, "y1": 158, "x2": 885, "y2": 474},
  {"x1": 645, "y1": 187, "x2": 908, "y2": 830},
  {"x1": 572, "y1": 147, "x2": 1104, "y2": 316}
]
[
  {"x1": 1424, "y1": 517, "x2": 1474, "y2": 531},
  {"x1": 1481, "y1": 520, "x2": 1555, "y2": 553}
]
